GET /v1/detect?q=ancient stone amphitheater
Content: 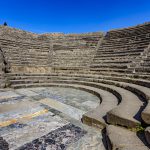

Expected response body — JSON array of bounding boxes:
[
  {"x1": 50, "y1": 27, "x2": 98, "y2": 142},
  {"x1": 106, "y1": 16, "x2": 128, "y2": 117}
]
[{"x1": 0, "y1": 22, "x2": 150, "y2": 150}]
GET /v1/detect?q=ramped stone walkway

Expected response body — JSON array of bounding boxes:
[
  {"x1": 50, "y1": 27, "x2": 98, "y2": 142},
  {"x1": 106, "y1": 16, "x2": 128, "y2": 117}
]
[{"x1": 0, "y1": 87, "x2": 105, "y2": 150}]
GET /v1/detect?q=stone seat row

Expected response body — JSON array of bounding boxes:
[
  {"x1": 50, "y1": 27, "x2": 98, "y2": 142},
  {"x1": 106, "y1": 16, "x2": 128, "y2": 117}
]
[
  {"x1": 93, "y1": 55, "x2": 138, "y2": 61},
  {"x1": 7, "y1": 71, "x2": 150, "y2": 148},
  {"x1": 98, "y1": 42, "x2": 148, "y2": 51},
  {"x1": 105, "y1": 24, "x2": 150, "y2": 39},
  {"x1": 101, "y1": 43, "x2": 149, "y2": 51},
  {"x1": 102, "y1": 36, "x2": 150, "y2": 45},
  {"x1": 7, "y1": 74, "x2": 139, "y2": 127},
  {"x1": 52, "y1": 67, "x2": 129, "y2": 74},
  {"x1": 94, "y1": 51, "x2": 141, "y2": 58},
  {"x1": 7, "y1": 73, "x2": 150, "y2": 125},
  {"x1": 102, "y1": 34, "x2": 150, "y2": 41},
  {"x1": 90, "y1": 64, "x2": 128, "y2": 69},
  {"x1": 52, "y1": 50, "x2": 142, "y2": 58},
  {"x1": 0, "y1": 38, "x2": 51, "y2": 46},
  {"x1": 99, "y1": 41, "x2": 149, "y2": 49},
  {"x1": 7, "y1": 72, "x2": 150, "y2": 148},
  {"x1": 93, "y1": 59, "x2": 131, "y2": 63},
  {"x1": 96, "y1": 46, "x2": 146, "y2": 53},
  {"x1": 96, "y1": 49, "x2": 143, "y2": 55},
  {"x1": 104, "y1": 34, "x2": 150, "y2": 43},
  {"x1": 50, "y1": 68, "x2": 150, "y2": 79}
]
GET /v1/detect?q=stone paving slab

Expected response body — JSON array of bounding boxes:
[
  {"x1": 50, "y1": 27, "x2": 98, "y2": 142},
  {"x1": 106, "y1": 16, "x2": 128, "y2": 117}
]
[
  {"x1": 106, "y1": 125, "x2": 149, "y2": 150},
  {"x1": 56, "y1": 111, "x2": 106, "y2": 150},
  {"x1": 15, "y1": 88, "x2": 39, "y2": 97},
  {"x1": 81, "y1": 100, "x2": 98, "y2": 109},
  {"x1": 17, "y1": 123, "x2": 87, "y2": 150},
  {"x1": 0, "y1": 91, "x2": 20, "y2": 98},
  {"x1": 33, "y1": 87, "x2": 100, "y2": 112},
  {"x1": 0, "y1": 102, "x2": 45, "y2": 124},
  {"x1": 39, "y1": 98, "x2": 85, "y2": 120},
  {"x1": 0, "y1": 87, "x2": 104, "y2": 149},
  {"x1": 0, "y1": 100, "x2": 38, "y2": 114},
  {"x1": 0, "y1": 95, "x2": 27, "y2": 104},
  {"x1": 2, "y1": 113, "x2": 68, "y2": 150},
  {"x1": 0, "y1": 91, "x2": 21, "y2": 102}
]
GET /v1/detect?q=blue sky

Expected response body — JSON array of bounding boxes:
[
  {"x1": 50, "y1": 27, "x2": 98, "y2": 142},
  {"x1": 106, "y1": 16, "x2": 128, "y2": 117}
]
[{"x1": 0, "y1": 0, "x2": 150, "y2": 33}]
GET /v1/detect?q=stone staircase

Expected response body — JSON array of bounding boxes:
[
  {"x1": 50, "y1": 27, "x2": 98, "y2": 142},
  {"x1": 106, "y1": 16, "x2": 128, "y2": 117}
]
[{"x1": 128, "y1": 40, "x2": 150, "y2": 74}]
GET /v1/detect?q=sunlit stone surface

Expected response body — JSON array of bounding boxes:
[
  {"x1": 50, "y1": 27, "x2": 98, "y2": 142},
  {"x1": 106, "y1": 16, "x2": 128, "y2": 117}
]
[{"x1": 0, "y1": 87, "x2": 105, "y2": 150}]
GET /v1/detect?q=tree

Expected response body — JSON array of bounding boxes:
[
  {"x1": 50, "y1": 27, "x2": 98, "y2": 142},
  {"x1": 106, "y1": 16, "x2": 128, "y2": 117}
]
[{"x1": 3, "y1": 22, "x2": 7, "y2": 26}]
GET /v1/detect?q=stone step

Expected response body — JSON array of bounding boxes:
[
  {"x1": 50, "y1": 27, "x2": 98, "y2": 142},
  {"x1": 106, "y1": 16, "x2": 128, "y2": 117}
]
[
  {"x1": 145, "y1": 127, "x2": 150, "y2": 145},
  {"x1": 100, "y1": 42, "x2": 149, "y2": 50},
  {"x1": 7, "y1": 78, "x2": 119, "y2": 129},
  {"x1": 9, "y1": 82, "x2": 119, "y2": 129},
  {"x1": 93, "y1": 55, "x2": 138, "y2": 61},
  {"x1": 104, "y1": 35, "x2": 150, "y2": 41},
  {"x1": 94, "y1": 52, "x2": 141, "y2": 58},
  {"x1": 92, "y1": 59, "x2": 131, "y2": 63},
  {"x1": 8, "y1": 72, "x2": 150, "y2": 111},
  {"x1": 100, "y1": 40, "x2": 149, "y2": 48},
  {"x1": 7, "y1": 72, "x2": 150, "y2": 83},
  {"x1": 20, "y1": 69, "x2": 146, "y2": 91},
  {"x1": 91, "y1": 64, "x2": 128, "y2": 69},
  {"x1": 8, "y1": 70, "x2": 150, "y2": 80},
  {"x1": 92, "y1": 79, "x2": 150, "y2": 126},
  {"x1": 96, "y1": 49, "x2": 143, "y2": 55},
  {"x1": 102, "y1": 40, "x2": 149, "y2": 46},
  {"x1": 105, "y1": 32, "x2": 149, "y2": 39},
  {"x1": 90, "y1": 68, "x2": 128, "y2": 73},
  {"x1": 98, "y1": 46, "x2": 146, "y2": 53},
  {"x1": 97, "y1": 45, "x2": 145, "y2": 53},
  {"x1": 82, "y1": 87, "x2": 118, "y2": 128},
  {"x1": 134, "y1": 67, "x2": 150, "y2": 73},
  {"x1": 40, "y1": 98, "x2": 85, "y2": 121},
  {"x1": 10, "y1": 78, "x2": 143, "y2": 128},
  {"x1": 140, "y1": 63, "x2": 150, "y2": 67},
  {"x1": 106, "y1": 125, "x2": 149, "y2": 150}
]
